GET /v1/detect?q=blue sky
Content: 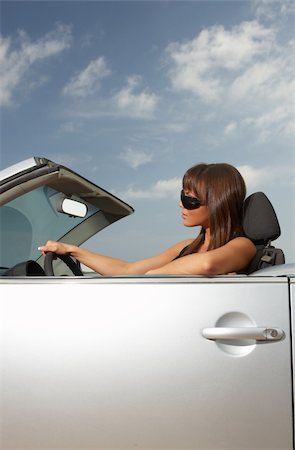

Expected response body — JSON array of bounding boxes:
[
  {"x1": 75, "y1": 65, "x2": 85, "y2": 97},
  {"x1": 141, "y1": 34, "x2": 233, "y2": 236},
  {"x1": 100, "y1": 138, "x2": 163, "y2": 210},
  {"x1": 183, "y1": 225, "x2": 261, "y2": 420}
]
[{"x1": 1, "y1": 0, "x2": 295, "y2": 263}]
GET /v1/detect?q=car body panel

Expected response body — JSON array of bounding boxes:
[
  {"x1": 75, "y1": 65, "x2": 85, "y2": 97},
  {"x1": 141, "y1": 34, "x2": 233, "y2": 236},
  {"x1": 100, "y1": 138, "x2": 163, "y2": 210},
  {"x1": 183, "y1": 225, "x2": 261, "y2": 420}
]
[
  {"x1": 290, "y1": 276, "x2": 295, "y2": 446},
  {"x1": 0, "y1": 276, "x2": 293, "y2": 449}
]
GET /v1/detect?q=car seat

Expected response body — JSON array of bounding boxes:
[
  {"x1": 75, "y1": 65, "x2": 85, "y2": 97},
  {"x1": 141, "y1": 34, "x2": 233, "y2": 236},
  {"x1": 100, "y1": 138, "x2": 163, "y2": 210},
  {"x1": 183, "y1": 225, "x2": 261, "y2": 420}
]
[{"x1": 242, "y1": 192, "x2": 285, "y2": 274}]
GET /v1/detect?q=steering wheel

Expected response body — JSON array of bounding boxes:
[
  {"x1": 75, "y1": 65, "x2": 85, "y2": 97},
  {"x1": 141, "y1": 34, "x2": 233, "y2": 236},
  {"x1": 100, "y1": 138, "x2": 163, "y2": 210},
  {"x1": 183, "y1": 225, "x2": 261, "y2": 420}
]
[{"x1": 44, "y1": 252, "x2": 83, "y2": 276}]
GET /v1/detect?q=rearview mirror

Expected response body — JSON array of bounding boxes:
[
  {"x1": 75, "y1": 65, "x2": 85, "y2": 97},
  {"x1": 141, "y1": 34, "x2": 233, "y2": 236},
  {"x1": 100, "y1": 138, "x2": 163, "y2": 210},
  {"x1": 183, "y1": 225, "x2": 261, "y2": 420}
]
[{"x1": 57, "y1": 198, "x2": 88, "y2": 218}]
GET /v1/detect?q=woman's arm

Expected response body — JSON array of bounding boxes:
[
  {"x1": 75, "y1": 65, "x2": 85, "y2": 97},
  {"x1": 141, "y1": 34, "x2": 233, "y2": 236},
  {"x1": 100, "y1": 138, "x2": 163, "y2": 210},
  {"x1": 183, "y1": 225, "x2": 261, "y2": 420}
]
[
  {"x1": 38, "y1": 239, "x2": 194, "y2": 275},
  {"x1": 146, "y1": 237, "x2": 256, "y2": 276}
]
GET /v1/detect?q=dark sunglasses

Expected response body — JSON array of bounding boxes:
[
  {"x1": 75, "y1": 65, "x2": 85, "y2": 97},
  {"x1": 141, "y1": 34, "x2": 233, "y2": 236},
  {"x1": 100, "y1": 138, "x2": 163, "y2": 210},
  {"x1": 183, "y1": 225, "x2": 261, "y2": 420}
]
[{"x1": 181, "y1": 189, "x2": 204, "y2": 210}]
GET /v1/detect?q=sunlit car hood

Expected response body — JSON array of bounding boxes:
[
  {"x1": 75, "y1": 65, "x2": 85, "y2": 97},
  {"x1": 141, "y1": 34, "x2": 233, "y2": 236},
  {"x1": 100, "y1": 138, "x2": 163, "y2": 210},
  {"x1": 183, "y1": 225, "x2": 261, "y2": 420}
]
[{"x1": 0, "y1": 157, "x2": 134, "y2": 270}]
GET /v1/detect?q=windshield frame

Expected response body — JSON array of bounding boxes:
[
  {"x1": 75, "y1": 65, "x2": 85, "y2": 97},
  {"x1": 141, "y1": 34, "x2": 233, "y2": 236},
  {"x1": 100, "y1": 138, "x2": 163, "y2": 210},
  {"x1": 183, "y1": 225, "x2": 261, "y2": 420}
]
[{"x1": 0, "y1": 157, "x2": 134, "y2": 274}]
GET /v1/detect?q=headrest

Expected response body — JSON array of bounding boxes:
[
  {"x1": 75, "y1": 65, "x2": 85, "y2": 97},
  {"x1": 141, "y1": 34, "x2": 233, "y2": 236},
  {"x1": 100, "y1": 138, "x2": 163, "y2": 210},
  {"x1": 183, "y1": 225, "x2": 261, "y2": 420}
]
[{"x1": 243, "y1": 192, "x2": 281, "y2": 244}]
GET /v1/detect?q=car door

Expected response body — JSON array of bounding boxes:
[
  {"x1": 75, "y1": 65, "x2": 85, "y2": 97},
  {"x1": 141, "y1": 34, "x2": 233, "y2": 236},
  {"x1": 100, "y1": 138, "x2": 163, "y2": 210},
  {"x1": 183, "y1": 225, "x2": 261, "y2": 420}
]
[
  {"x1": 291, "y1": 275, "x2": 295, "y2": 439},
  {"x1": 0, "y1": 276, "x2": 293, "y2": 449}
]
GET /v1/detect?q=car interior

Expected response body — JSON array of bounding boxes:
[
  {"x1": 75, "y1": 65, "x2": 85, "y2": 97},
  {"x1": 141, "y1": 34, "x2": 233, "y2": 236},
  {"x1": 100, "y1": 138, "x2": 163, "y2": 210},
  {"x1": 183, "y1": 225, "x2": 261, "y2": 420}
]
[{"x1": 2, "y1": 191, "x2": 285, "y2": 277}]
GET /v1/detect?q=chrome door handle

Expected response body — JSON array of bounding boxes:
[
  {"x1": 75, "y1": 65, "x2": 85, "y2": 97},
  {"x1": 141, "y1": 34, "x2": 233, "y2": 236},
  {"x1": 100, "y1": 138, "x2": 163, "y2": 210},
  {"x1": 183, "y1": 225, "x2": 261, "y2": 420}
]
[{"x1": 202, "y1": 327, "x2": 285, "y2": 341}]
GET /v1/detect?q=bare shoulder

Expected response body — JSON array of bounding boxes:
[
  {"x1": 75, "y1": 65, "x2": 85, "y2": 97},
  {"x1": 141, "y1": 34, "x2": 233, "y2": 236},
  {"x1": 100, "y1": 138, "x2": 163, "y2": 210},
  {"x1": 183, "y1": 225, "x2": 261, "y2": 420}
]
[
  {"x1": 197, "y1": 236, "x2": 257, "y2": 275},
  {"x1": 227, "y1": 236, "x2": 256, "y2": 252}
]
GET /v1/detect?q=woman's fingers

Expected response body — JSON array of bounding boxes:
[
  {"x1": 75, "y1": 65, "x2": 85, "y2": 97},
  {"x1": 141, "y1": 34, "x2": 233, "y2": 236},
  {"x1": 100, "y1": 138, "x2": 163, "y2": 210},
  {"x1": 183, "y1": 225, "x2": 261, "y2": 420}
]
[{"x1": 38, "y1": 240, "x2": 62, "y2": 255}]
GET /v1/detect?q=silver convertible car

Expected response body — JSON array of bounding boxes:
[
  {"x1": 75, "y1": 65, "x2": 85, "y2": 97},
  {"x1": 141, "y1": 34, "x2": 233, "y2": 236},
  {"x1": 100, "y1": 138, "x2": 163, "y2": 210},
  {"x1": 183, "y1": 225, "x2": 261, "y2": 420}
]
[{"x1": 0, "y1": 156, "x2": 294, "y2": 449}]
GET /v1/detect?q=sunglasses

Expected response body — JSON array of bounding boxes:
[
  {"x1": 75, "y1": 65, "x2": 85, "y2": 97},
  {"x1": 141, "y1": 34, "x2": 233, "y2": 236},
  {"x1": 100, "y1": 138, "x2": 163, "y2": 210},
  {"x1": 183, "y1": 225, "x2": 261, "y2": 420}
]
[{"x1": 181, "y1": 189, "x2": 204, "y2": 210}]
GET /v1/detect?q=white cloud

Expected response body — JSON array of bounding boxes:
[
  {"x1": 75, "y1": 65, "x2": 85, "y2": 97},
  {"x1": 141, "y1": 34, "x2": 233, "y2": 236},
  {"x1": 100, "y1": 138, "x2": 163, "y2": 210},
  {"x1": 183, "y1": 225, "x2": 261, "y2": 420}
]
[
  {"x1": 62, "y1": 57, "x2": 110, "y2": 98},
  {"x1": 230, "y1": 60, "x2": 279, "y2": 100},
  {"x1": 165, "y1": 19, "x2": 294, "y2": 142},
  {"x1": 116, "y1": 177, "x2": 181, "y2": 200},
  {"x1": 237, "y1": 164, "x2": 294, "y2": 190},
  {"x1": 0, "y1": 23, "x2": 71, "y2": 106},
  {"x1": 165, "y1": 21, "x2": 275, "y2": 102},
  {"x1": 237, "y1": 165, "x2": 269, "y2": 189},
  {"x1": 253, "y1": 0, "x2": 295, "y2": 21},
  {"x1": 229, "y1": 41, "x2": 295, "y2": 140},
  {"x1": 224, "y1": 121, "x2": 237, "y2": 135},
  {"x1": 120, "y1": 147, "x2": 153, "y2": 169},
  {"x1": 113, "y1": 75, "x2": 159, "y2": 118},
  {"x1": 242, "y1": 104, "x2": 294, "y2": 141}
]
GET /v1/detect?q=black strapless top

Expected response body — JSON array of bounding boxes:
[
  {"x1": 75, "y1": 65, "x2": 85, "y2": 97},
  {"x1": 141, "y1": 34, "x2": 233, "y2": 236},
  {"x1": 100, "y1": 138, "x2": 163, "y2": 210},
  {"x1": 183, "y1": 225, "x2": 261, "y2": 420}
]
[{"x1": 173, "y1": 245, "x2": 189, "y2": 260}]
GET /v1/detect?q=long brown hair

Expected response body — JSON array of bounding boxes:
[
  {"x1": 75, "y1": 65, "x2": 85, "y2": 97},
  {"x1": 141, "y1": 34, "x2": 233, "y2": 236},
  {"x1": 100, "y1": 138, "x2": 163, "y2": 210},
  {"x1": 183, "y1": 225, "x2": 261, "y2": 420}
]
[{"x1": 181, "y1": 163, "x2": 246, "y2": 255}]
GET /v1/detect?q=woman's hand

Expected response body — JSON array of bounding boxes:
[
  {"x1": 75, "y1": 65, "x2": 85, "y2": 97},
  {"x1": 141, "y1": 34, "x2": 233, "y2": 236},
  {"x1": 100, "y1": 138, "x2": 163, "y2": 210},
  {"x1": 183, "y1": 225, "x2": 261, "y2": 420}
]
[{"x1": 38, "y1": 240, "x2": 73, "y2": 256}]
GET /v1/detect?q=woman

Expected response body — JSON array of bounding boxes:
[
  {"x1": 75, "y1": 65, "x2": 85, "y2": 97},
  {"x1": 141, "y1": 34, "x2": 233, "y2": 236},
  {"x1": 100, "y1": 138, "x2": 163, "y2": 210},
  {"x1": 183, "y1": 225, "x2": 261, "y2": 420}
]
[{"x1": 39, "y1": 163, "x2": 256, "y2": 275}]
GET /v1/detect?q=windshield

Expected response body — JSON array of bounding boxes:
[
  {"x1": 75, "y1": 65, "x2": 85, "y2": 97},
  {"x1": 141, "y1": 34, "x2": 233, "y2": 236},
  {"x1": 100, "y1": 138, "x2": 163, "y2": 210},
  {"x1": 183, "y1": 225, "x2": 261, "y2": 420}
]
[{"x1": 0, "y1": 186, "x2": 99, "y2": 270}]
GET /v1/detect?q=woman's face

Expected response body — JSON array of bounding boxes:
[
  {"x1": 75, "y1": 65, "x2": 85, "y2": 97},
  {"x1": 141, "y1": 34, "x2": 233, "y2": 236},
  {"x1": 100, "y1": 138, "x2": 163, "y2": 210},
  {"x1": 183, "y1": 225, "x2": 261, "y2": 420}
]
[{"x1": 179, "y1": 190, "x2": 210, "y2": 229}]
